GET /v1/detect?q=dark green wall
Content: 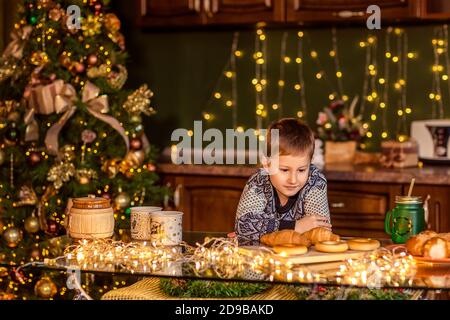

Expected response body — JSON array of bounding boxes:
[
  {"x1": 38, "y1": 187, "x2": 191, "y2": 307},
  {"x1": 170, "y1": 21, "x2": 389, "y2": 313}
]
[{"x1": 2, "y1": 2, "x2": 447, "y2": 151}]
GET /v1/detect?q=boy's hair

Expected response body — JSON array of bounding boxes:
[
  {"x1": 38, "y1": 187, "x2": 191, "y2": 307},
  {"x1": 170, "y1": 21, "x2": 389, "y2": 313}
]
[{"x1": 266, "y1": 118, "x2": 315, "y2": 158}]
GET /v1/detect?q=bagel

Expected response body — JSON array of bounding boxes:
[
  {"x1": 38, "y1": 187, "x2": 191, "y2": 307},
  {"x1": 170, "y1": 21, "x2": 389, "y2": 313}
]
[
  {"x1": 347, "y1": 238, "x2": 381, "y2": 251},
  {"x1": 315, "y1": 240, "x2": 349, "y2": 253},
  {"x1": 273, "y1": 244, "x2": 308, "y2": 256}
]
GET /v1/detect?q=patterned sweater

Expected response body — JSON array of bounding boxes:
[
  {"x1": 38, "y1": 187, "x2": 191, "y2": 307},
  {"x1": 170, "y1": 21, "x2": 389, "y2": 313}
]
[{"x1": 234, "y1": 164, "x2": 330, "y2": 245}]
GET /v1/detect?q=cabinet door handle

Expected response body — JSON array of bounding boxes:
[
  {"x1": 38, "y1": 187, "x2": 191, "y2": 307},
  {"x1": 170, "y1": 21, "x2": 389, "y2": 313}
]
[
  {"x1": 194, "y1": 0, "x2": 201, "y2": 13},
  {"x1": 330, "y1": 202, "x2": 345, "y2": 208},
  {"x1": 204, "y1": 0, "x2": 211, "y2": 14},
  {"x1": 423, "y1": 194, "x2": 431, "y2": 227},
  {"x1": 140, "y1": 0, "x2": 147, "y2": 16},
  {"x1": 435, "y1": 202, "x2": 441, "y2": 232},
  {"x1": 174, "y1": 184, "x2": 183, "y2": 208},
  {"x1": 212, "y1": 0, "x2": 218, "y2": 13},
  {"x1": 334, "y1": 10, "x2": 365, "y2": 18}
]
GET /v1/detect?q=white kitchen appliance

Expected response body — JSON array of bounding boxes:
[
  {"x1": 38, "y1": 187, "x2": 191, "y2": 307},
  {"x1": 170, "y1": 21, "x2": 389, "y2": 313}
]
[{"x1": 411, "y1": 119, "x2": 450, "y2": 163}]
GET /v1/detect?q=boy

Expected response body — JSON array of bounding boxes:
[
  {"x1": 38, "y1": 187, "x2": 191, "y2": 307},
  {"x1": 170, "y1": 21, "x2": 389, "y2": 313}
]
[{"x1": 235, "y1": 118, "x2": 331, "y2": 245}]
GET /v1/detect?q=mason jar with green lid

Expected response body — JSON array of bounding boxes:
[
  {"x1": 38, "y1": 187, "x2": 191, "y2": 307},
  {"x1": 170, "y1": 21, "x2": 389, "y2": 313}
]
[{"x1": 384, "y1": 196, "x2": 425, "y2": 244}]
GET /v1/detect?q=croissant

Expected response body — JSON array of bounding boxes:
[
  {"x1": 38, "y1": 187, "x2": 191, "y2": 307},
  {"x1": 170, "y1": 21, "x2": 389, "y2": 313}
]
[
  {"x1": 302, "y1": 227, "x2": 340, "y2": 244},
  {"x1": 260, "y1": 230, "x2": 311, "y2": 247},
  {"x1": 405, "y1": 230, "x2": 438, "y2": 256}
]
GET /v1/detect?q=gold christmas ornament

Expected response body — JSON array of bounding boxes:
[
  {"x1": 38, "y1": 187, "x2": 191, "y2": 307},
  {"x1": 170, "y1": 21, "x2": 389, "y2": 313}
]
[
  {"x1": 14, "y1": 185, "x2": 38, "y2": 206},
  {"x1": 101, "y1": 158, "x2": 122, "y2": 179},
  {"x1": 30, "y1": 51, "x2": 49, "y2": 66},
  {"x1": 60, "y1": 144, "x2": 76, "y2": 162},
  {"x1": 123, "y1": 84, "x2": 155, "y2": 116},
  {"x1": 87, "y1": 64, "x2": 109, "y2": 78},
  {"x1": 49, "y1": 7, "x2": 63, "y2": 21},
  {"x1": 47, "y1": 162, "x2": 75, "y2": 190},
  {"x1": 119, "y1": 150, "x2": 145, "y2": 177},
  {"x1": 107, "y1": 65, "x2": 128, "y2": 90},
  {"x1": 24, "y1": 214, "x2": 40, "y2": 234},
  {"x1": 114, "y1": 191, "x2": 131, "y2": 210},
  {"x1": 0, "y1": 58, "x2": 23, "y2": 83},
  {"x1": 30, "y1": 247, "x2": 41, "y2": 259},
  {"x1": 34, "y1": 277, "x2": 57, "y2": 299},
  {"x1": 38, "y1": 0, "x2": 52, "y2": 8},
  {"x1": 104, "y1": 13, "x2": 121, "y2": 33},
  {"x1": 75, "y1": 168, "x2": 98, "y2": 185},
  {"x1": 3, "y1": 226, "x2": 23, "y2": 248},
  {"x1": 81, "y1": 15, "x2": 102, "y2": 37}
]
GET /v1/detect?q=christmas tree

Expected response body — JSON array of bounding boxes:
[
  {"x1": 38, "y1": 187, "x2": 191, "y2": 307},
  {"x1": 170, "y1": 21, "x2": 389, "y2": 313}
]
[{"x1": 0, "y1": 0, "x2": 166, "y2": 299}]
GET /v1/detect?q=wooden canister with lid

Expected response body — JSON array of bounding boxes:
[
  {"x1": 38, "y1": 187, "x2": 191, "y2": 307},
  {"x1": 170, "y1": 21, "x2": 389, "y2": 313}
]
[{"x1": 68, "y1": 197, "x2": 115, "y2": 239}]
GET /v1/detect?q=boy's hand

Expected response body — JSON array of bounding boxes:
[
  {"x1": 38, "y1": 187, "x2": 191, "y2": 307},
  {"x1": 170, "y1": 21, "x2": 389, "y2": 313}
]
[{"x1": 294, "y1": 215, "x2": 331, "y2": 234}]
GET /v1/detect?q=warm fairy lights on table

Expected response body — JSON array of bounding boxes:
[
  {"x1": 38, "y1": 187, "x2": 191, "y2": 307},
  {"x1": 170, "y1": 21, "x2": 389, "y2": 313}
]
[
  {"x1": 336, "y1": 248, "x2": 416, "y2": 288},
  {"x1": 39, "y1": 236, "x2": 418, "y2": 290}
]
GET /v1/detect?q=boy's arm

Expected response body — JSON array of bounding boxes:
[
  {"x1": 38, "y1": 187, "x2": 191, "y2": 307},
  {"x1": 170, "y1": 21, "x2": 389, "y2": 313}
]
[
  {"x1": 235, "y1": 185, "x2": 276, "y2": 245},
  {"x1": 303, "y1": 186, "x2": 331, "y2": 223}
]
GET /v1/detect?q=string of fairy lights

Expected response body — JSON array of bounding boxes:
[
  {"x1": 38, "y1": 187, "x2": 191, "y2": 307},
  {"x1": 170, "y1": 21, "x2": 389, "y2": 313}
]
[
  {"x1": 199, "y1": 25, "x2": 450, "y2": 147},
  {"x1": 31, "y1": 235, "x2": 417, "y2": 299},
  {"x1": 430, "y1": 25, "x2": 449, "y2": 119}
]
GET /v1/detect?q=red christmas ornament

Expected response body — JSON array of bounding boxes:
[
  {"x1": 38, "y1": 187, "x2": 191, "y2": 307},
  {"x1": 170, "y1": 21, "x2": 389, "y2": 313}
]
[
  {"x1": 46, "y1": 220, "x2": 60, "y2": 236},
  {"x1": 28, "y1": 151, "x2": 42, "y2": 166},
  {"x1": 74, "y1": 62, "x2": 85, "y2": 74},
  {"x1": 130, "y1": 137, "x2": 142, "y2": 150},
  {"x1": 87, "y1": 54, "x2": 98, "y2": 66}
]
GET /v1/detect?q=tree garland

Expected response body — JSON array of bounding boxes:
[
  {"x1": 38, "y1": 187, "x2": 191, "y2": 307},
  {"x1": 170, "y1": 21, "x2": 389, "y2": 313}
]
[{"x1": 159, "y1": 278, "x2": 271, "y2": 298}]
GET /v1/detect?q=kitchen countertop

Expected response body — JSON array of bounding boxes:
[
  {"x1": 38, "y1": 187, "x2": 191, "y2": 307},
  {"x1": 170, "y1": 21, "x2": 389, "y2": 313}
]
[{"x1": 157, "y1": 163, "x2": 450, "y2": 186}]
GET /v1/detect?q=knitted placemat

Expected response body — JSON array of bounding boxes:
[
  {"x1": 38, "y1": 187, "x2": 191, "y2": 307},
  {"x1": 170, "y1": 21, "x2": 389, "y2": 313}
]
[{"x1": 101, "y1": 278, "x2": 297, "y2": 300}]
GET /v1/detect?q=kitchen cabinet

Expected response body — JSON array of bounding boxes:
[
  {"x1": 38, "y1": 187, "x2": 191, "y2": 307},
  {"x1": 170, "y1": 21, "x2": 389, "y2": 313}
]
[
  {"x1": 420, "y1": 0, "x2": 450, "y2": 19},
  {"x1": 136, "y1": 0, "x2": 284, "y2": 27},
  {"x1": 136, "y1": 0, "x2": 205, "y2": 27},
  {"x1": 163, "y1": 173, "x2": 247, "y2": 232},
  {"x1": 136, "y1": 0, "x2": 450, "y2": 27},
  {"x1": 203, "y1": 0, "x2": 285, "y2": 25},
  {"x1": 286, "y1": 0, "x2": 420, "y2": 23},
  {"x1": 327, "y1": 181, "x2": 401, "y2": 239}
]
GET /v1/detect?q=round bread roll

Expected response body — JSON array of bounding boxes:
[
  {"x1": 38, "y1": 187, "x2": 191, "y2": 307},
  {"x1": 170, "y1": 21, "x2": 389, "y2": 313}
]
[
  {"x1": 423, "y1": 237, "x2": 448, "y2": 259},
  {"x1": 405, "y1": 230, "x2": 438, "y2": 256},
  {"x1": 347, "y1": 238, "x2": 381, "y2": 251},
  {"x1": 273, "y1": 244, "x2": 308, "y2": 256},
  {"x1": 315, "y1": 240, "x2": 349, "y2": 253}
]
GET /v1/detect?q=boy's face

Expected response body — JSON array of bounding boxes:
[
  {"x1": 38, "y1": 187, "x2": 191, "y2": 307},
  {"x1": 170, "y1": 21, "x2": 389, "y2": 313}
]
[{"x1": 266, "y1": 153, "x2": 311, "y2": 200}]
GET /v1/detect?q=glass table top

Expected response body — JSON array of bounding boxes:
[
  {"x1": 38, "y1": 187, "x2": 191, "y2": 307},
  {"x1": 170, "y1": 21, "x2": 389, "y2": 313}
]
[{"x1": 1, "y1": 231, "x2": 449, "y2": 291}]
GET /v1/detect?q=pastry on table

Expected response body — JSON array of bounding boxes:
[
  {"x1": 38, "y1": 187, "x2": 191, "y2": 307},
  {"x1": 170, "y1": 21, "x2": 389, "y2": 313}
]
[
  {"x1": 405, "y1": 230, "x2": 438, "y2": 256},
  {"x1": 301, "y1": 227, "x2": 340, "y2": 244},
  {"x1": 260, "y1": 227, "x2": 340, "y2": 247},
  {"x1": 405, "y1": 230, "x2": 450, "y2": 259},
  {"x1": 260, "y1": 230, "x2": 311, "y2": 247},
  {"x1": 422, "y1": 237, "x2": 448, "y2": 259}
]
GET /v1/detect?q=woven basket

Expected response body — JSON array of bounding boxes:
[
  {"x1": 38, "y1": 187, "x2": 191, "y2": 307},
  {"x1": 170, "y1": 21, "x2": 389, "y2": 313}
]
[
  {"x1": 68, "y1": 197, "x2": 114, "y2": 239},
  {"x1": 101, "y1": 278, "x2": 297, "y2": 300}
]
